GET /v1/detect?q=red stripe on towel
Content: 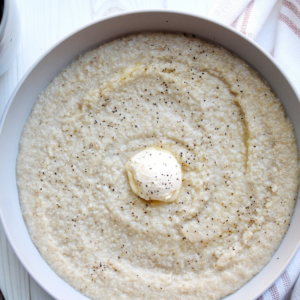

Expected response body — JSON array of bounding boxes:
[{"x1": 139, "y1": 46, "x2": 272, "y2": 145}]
[
  {"x1": 270, "y1": 284, "x2": 280, "y2": 300},
  {"x1": 282, "y1": 270, "x2": 291, "y2": 292},
  {"x1": 241, "y1": 0, "x2": 255, "y2": 35},
  {"x1": 283, "y1": 0, "x2": 300, "y2": 19},
  {"x1": 279, "y1": 13, "x2": 300, "y2": 38}
]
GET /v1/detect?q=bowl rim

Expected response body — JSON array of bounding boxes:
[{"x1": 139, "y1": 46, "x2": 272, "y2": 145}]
[{"x1": 1, "y1": 8, "x2": 300, "y2": 300}]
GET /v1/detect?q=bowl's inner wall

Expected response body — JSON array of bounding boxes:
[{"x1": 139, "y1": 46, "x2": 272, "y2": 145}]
[{"x1": 0, "y1": 11, "x2": 299, "y2": 300}]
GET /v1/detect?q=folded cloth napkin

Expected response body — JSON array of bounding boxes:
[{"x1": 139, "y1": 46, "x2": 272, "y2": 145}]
[
  {"x1": 209, "y1": 0, "x2": 300, "y2": 95},
  {"x1": 209, "y1": 1, "x2": 300, "y2": 299}
]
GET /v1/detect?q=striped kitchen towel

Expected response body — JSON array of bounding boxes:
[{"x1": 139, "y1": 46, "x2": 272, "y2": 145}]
[
  {"x1": 209, "y1": 0, "x2": 300, "y2": 299},
  {"x1": 292, "y1": 268, "x2": 300, "y2": 299},
  {"x1": 209, "y1": 0, "x2": 300, "y2": 96}
]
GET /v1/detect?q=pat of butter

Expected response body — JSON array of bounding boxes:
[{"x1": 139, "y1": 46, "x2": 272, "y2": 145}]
[{"x1": 125, "y1": 148, "x2": 182, "y2": 202}]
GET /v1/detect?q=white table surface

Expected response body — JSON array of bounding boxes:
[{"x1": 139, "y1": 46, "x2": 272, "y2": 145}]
[{"x1": 0, "y1": 1, "x2": 217, "y2": 299}]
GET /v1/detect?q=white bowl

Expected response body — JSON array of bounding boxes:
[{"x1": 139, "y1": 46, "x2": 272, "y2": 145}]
[{"x1": 0, "y1": 10, "x2": 299, "y2": 300}]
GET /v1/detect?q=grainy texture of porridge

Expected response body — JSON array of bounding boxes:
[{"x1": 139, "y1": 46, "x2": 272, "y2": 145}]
[{"x1": 17, "y1": 33, "x2": 299, "y2": 300}]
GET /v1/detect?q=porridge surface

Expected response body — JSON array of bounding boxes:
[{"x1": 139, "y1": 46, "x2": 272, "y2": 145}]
[{"x1": 17, "y1": 33, "x2": 299, "y2": 300}]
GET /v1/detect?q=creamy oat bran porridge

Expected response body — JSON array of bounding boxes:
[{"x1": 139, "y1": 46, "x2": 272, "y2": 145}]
[{"x1": 17, "y1": 33, "x2": 299, "y2": 300}]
